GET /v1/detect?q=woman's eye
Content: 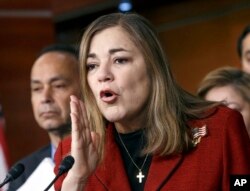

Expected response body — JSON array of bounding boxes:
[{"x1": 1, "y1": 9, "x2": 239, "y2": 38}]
[
  {"x1": 115, "y1": 58, "x2": 128, "y2": 64},
  {"x1": 86, "y1": 64, "x2": 96, "y2": 71}
]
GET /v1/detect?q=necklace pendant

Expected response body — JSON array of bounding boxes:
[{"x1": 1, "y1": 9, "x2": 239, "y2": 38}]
[{"x1": 136, "y1": 170, "x2": 145, "y2": 183}]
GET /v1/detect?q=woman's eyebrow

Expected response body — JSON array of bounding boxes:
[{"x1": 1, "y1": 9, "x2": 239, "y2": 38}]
[
  {"x1": 87, "y1": 53, "x2": 96, "y2": 58},
  {"x1": 109, "y1": 48, "x2": 128, "y2": 54},
  {"x1": 87, "y1": 48, "x2": 130, "y2": 58}
]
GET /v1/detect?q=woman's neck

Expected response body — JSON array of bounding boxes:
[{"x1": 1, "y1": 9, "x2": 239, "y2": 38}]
[{"x1": 114, "y1": 120, "x2": 144, "y2": 134}]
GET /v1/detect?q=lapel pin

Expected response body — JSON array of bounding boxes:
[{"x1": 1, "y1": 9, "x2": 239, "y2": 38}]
[{"x1": 192, "y1": 125, "x2": 208, "y2": 146}]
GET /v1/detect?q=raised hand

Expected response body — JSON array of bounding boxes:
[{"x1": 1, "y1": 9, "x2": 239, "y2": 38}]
[{"x1": 61, "y1": 95, "x2": 100, "y2": 191}]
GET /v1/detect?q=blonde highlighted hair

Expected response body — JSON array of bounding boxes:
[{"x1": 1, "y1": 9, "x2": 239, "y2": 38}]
[
  {"x1": 79, "y1": 13, "x2": 215, "y2": 158},
  {"x1": 198, "y1": 66, "x2": 250, "y2": 103}
]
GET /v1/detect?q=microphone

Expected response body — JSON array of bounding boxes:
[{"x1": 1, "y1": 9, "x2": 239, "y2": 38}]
[
  {"x1": 0, "y1": 163, "x2": 25, "y2": 188},
  {"x1": 44, "y1": 155, "x2": 74, "y2": 191}
]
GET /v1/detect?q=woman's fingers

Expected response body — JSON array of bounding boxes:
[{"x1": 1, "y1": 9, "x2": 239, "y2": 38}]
[
  {"x1": 79, "y1": 100, "x2": 92, "y2": 145},
  {"x1": 70, "y1": 96, "x2": 91, "y2": 145},
  {"x1": 70, "y1": 96, "x2": 83, "y2": 154},
  {"x1": 79, "y1": 100, "x2": 90, "y2": 129},
  {"x1": 66, "y1": 95, "x2": 100, "y2": 186},
  {"x1": 69, "y1": 95, "x2": 99, "y2": 159}
]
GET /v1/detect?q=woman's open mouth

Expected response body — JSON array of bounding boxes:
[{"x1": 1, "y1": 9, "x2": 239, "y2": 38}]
[{"x1": 100, "y1": 90, "x2": 118, "y2": 103}]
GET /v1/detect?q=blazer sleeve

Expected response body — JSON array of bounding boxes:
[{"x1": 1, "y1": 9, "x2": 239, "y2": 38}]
[
  {"x1": 222, "y1": 109, "x2": 250, "y2": 190},
  {"x1": 54, "y1": 136, "x2": 72, "y2": 191}
]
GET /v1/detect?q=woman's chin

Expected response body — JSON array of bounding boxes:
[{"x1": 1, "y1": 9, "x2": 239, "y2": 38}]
[{"x1": 103, "y1": 113, "x2": 124, "y2": 123}]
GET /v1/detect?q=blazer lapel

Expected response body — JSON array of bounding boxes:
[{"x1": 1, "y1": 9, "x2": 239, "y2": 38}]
[
  {"x1": 95, "y1": 124, "x2": 131, "y2": 190},
  {"x1": 145, "y1": 154, "x2": 184, "y2": 191},
  {"x1": 94, "y1": 124, "x2": 184, "y2": 190}
]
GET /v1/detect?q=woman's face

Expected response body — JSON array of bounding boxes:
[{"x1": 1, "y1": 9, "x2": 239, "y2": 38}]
[
  {"x1": 86, "y1": 26, "x2": 151, "y2": 131},
  {"x1": 205, "y1": 85, "x2": 250, "y2": 137}
]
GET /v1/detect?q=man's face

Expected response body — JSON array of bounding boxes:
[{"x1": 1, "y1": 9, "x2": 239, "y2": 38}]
[
  {"x1": 241, "y1": 33, "x2": 250, "y2": 73},
  {"x1": 31, "y1": 52, "x2": 80, "y2": 131}
]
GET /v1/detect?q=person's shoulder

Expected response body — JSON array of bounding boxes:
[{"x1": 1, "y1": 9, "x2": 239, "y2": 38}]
[
  {"x1": 54, "y1": 136, "x2": 71, "y2": 171},
  {"x1": 215, "y1": 105, "x2": 240, "y2": 114},
  {"x1": 188, "y1": 105, "x2": 247, "y2": 151},
  {"x1": 7, "y1": 145, "x2": 52, "y2": 190},
  {"x1": 61, "y1": 135, "x2": 71, "y2": 145},
  {"x1": 18, "y1": 144, "x2": 51, "y2": 166},
  {"x1": 207, "y1": 105, "x2": 242, "y2": 121},
  {"x1": 189, "y1": 105, "x2": 243, "y2": 129},
  {"x1": 56, "y1": 136, "x2": 71, "y2": 157}
]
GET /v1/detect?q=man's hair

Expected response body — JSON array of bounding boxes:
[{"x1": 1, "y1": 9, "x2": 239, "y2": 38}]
[
  {"x1": 237, "y1": 25, "x2": 250, "y2": 57},
  {"x1": 38, "y1": 44, "x2": 79, "y2": 59}
]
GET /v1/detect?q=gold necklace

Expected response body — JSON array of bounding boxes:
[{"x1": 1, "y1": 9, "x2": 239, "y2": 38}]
[{"x1": 117, "y1": 132, "x2": 149, "y2": 183}]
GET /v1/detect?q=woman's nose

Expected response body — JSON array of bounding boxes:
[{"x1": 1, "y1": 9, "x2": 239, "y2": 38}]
[{"x1": 97, "y1": 64, "x2": 114, "y2": 82}]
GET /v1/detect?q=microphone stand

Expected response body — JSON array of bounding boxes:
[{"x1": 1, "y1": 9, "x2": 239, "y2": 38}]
[
  {"x1": 0, "y1": 163, "x2": 25, "y2": 188},
  {"x1": 0, "y1": 180, "x2": 8, "y2": 188},
  {"x1": 43, "y1": 155, "x2": 74, "y2": 191},
  {"x1": 43, "y1": 172, "x2": 63, "y2": 191}
]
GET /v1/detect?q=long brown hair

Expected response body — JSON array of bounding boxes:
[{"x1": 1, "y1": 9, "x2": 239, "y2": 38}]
[{"x1": 79, "y1": 13, "x2": 215, "y2": 157}]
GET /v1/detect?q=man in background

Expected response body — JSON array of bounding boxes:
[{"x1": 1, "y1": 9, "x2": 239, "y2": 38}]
[
  {"x1": 8, "y1": 44, "x2": 80, "y2": 191},
  {"x1": 237, "y1": 25, "x2": 250, "y2": 73}
]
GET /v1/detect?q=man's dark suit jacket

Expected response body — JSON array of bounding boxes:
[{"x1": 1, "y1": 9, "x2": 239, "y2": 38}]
[{"x1": 7, "y1": 145, "x2": 51, "y2": 191}]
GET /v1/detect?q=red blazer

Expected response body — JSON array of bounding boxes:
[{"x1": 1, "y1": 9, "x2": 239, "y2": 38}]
[{"x1": 54, "y1": 106, "x2": 250, "y2": 191}]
